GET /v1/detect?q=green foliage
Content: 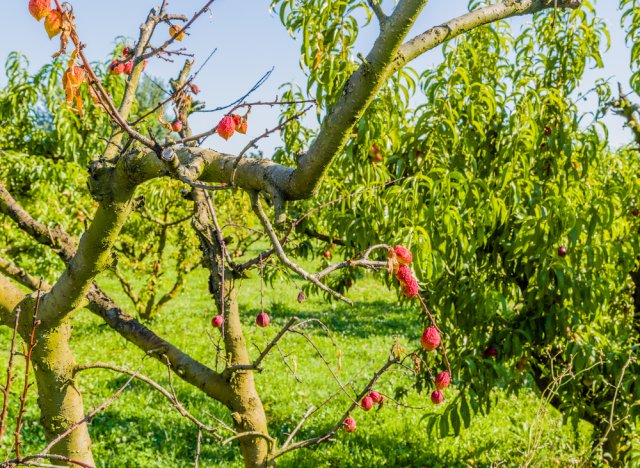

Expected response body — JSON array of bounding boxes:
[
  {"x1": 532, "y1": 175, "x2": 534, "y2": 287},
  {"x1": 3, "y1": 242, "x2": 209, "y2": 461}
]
[{"x1": 271, "y1": 0, "x2": 640, "y2": 461}]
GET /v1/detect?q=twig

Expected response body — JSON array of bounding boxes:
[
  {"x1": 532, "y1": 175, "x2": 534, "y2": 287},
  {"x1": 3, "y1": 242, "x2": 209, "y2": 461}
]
[
  {"x1": 0, "y1": 303, "x2": 21, "y2": 444},
  {"x1": 273, "y1": 357, "x2": 400, "y2": 459},
  {"x1": 14, "y1": 279, "x2": 43, "y2": 459},
  {"x1": 0, "y1": 453, "x2": 96, "y2": 468},
  {"x1": 250, "y1": 192, "x2": 352, "y2": 305},
  {"x1": 194, "y1": 429, "x2": 202, "y2": 468}
]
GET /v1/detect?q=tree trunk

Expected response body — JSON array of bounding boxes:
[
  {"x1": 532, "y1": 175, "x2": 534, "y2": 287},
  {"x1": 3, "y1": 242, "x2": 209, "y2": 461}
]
[
  {"x1": 221, "y1": 284, "x2": 272, "y2": 467},
  {"x1": 31, "y1": 318, "x2": 95, "y2": 466},
  {"x1": 191, "y1": 189, "x2": 273, "y2": 467}
]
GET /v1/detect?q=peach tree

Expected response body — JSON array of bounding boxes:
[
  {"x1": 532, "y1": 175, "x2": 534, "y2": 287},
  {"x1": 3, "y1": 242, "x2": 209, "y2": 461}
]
[{"x1": 0, "y1": 1, "x2": 638, "y2": 468}]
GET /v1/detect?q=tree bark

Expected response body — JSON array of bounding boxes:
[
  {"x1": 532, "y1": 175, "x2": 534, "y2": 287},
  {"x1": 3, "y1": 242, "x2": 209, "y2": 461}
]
[
  {"x1": 191, "y1": 190, "x2": 272, "y2": 467},
  {"x1": 31, "y1": 317, "x2": 95, "y2": 466}
]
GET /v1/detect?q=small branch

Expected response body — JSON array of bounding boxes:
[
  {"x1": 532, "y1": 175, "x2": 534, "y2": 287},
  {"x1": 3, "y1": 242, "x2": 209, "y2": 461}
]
[
  {"x1": 194, "y1": 428, "x2": 202, "y2": 468},
  {"x1": 366, "y1": 0, "x2": 388, "y2": 26},
  {"x1": 281, "y1": 406, "x2": 315, "y2": 451},
  {"x1": 225, "y1": 317, "x2": 299, "y2": 374},
  {"x1": 273, "y1": 357, "x2": 400, "y2": 459},
  {"x1": 14, "y1": 279, "x2": 43, "y2": 459},
  {"x1": 73, "y1": 362, "x2": 222, "y2": 439},
  {"x1": 250, "y1": 192, "x2": 352, "y2": 305},
  {"x1": 0, "y1": 303, "x2": 21, "y2": 442},
  {"x1": 0, "y1": 453, "x2": 96, "y2": 468}
]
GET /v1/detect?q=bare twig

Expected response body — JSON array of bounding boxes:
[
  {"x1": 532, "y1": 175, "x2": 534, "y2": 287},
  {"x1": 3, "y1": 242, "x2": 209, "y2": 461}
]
[
  {"x1": 14, "y1": 279, "x2": 43, "y2": 459},
  {"x1": 0, "y1": 303, "x2": 21, "y2": 442},
  {"x1": 250, "y1": 192, "x2": 352, "y2": 305}
]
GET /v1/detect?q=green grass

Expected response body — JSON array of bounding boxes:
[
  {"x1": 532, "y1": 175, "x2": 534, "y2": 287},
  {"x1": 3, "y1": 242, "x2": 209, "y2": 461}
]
[{"x1": 0, "y1": 260, "x2": 594, "y2": 467}]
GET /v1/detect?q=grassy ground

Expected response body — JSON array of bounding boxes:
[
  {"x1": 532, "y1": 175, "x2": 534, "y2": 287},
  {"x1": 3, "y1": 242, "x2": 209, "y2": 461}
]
[{"x1": 0, "y1": 259, "x2": 594, "y2": 467}]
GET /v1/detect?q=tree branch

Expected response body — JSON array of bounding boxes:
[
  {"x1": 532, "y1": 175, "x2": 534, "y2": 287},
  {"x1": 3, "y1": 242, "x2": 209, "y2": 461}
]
[
  {"x1": 73, "y1": 362, "x2": 222, "y2": 440},
  {"x1": 396, "y1": 0, "x2": 581, "y2": 67}
]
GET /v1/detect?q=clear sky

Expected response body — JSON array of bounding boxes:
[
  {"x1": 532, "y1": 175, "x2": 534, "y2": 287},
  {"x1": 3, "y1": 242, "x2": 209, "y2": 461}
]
[{"x1": 0, "y1": 1, "x2": 635, "y2": 155}]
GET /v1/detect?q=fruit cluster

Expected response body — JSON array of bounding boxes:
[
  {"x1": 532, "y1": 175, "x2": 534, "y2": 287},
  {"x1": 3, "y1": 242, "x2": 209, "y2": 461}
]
[
  {"x1": 29, "y1": 0, "x2": 64, "y2": 38},
  {"x1": 388, "y1": 245, "x2": 419, "y2": 298},
  {"x1": 216, "y1": 114, "x2": 248, "y2": 140},
  {"x1": 109, "y1": 47, "x2": 146, "y2": 77},
  {"x1": 342, "y1": 390, "x2": 384, "y2": 433}
]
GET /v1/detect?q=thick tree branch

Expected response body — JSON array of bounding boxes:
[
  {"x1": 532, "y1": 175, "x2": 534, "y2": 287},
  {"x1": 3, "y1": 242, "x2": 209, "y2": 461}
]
[
  {"x1": 396, "y1": 0, "x2": 581, "y2": 67},
  {"x1": 73, "y1": 362, "x2": 222, "y2": 439}
]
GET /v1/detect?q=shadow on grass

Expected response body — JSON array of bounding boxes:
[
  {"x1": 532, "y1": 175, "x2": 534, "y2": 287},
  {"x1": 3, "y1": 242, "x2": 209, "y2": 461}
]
[{"x1": 241, "y1": 300, "x2": 422, "y2": 339}]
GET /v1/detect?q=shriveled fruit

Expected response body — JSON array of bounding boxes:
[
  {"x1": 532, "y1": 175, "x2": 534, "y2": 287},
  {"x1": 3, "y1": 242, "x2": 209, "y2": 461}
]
[
  {"x1": 369, "y1": 391, "x2": 383, "y2": 403},
  {"x1": 421, "y1": 326, "x2": 441, "y2": 351},
  {"x1": 171, "y1": 120, "x2": 183, "y2": 133},
  {"x1": 169, "y1": 25, "x2": 185, "y2": 41},
  {"x1": 44, "y1": 9, "x2": 62, "y2": 38},
  {"x1": 123, "y1": 61, "x2": 134, "y2": 75},
  {"x1": 434, "y1": 371, "x2": 450, "y2": 390},
  {"x1": 402, "y1": 276, "x2": 419, "y2": 298},
  {"x1": 217, "y1": 115, "x2": 236, "y2": 140},
  {"x1": 361, "y1": 396, "x2": 374, "y2": 411},
  {"x1": 29, "y1": 0, "x2": 50, "y2": 21},
  {"x1": 343, "y1": 417, "x2": 356, "y2": 432},
  {"x1": 395, "y1": 264, "x2": 412, "y2": 286},
  {"x1": 394, "y1": 245, "x2": 413, "y2": 264},
  {"x1": 110, "y1": 61, "x2": 125, "y2": 75}
]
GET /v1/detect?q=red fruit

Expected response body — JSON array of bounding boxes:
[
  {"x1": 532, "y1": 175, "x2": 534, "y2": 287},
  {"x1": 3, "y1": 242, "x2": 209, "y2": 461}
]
[
  {"x1": 544, "y1": 125, "x2": 552, "y2": 136},
  {"x1": 211, "y1": 315, "x2": 223, "y2": 328},
  {"x1": 632, "y1": 208, "x2": 639, "y2": 217},
  {"x1": 232, "y1": 114, "x2": 242, "y2": 126},
  {"x1": 421, "y1": 326, "x2": 441, "y2": 351},
  {"x1": 557, "y1": 245, "x2": 567, "y2": 257},
  {"x1": 431, "y1": 390, "x2": 444, "y2": 405},
  {"x1": 369, "y1": 391, "x2": 383, "y2": 403},
  {"x1": 323, "y1": 250, "x2": 331, "y2": 259},
  {"x1": 434, "y1": 371, "x2": 450, "y2": 390},
  {"x1": 343, "y1": 417, "x2": 356, "y2": 432},
  {"x1": 171, "y1": 120, "x2": 183, "y2": 133},
  {"x1": 394, "y1": 245, "x2": 413, "y2": 264},
  {"x1": 256, "y1": 312, "x2": 270, "y2": 328},
  {"x1": 110, "y1": 61, "x2": 125, "y2": 75},
  {"x1": 44, "y1": 9, "x2": 62, "y2": 38},
  {"x1": 123, "y1": 61, "x2": 134, "y2": 75},
  {"x1": 29, "y1": 0, "x2": 50, "y2": 21},
  {"x1": 236, "y1": 117, "x2": 248, "y2": 135},
  {"x1": 484, "y1": 347, "x2": 497, "y2": 358},
  {"x1": 190, "y1": 83, "x2": 200, "y2": 94},
  {"x1": 361, "y1": 396, "x2": 374, "y2": 411},
  {"x1": 402, "y1": 276, "x2": 419, "y2": 299},
  {"x1": 395, "y1": 264, "x2": 412, "y2": 286},
  {"x1": 217, "y1": 115, "x2": 236, "y2": 140},
  {"x1": 123, "y1": 47, "x2": 132, "y2": 57}
]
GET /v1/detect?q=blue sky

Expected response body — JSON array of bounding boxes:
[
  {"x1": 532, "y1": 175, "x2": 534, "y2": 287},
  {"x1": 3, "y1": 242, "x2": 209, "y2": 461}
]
[{"x1": 0, "y1": 1, "x2": 635, "y2": 154}]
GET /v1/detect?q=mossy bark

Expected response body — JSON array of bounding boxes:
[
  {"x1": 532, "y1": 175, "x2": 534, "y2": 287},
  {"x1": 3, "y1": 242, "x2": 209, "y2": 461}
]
[
  {"x1": 191, "y1": 190, "x2": 272, "y2": 467},
  {"x1": 31, "y1": 318, "x2": 95, "y2": 466},
  {"x1": 221, "y1": 285, "x2": 272, "y2": 468}
]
